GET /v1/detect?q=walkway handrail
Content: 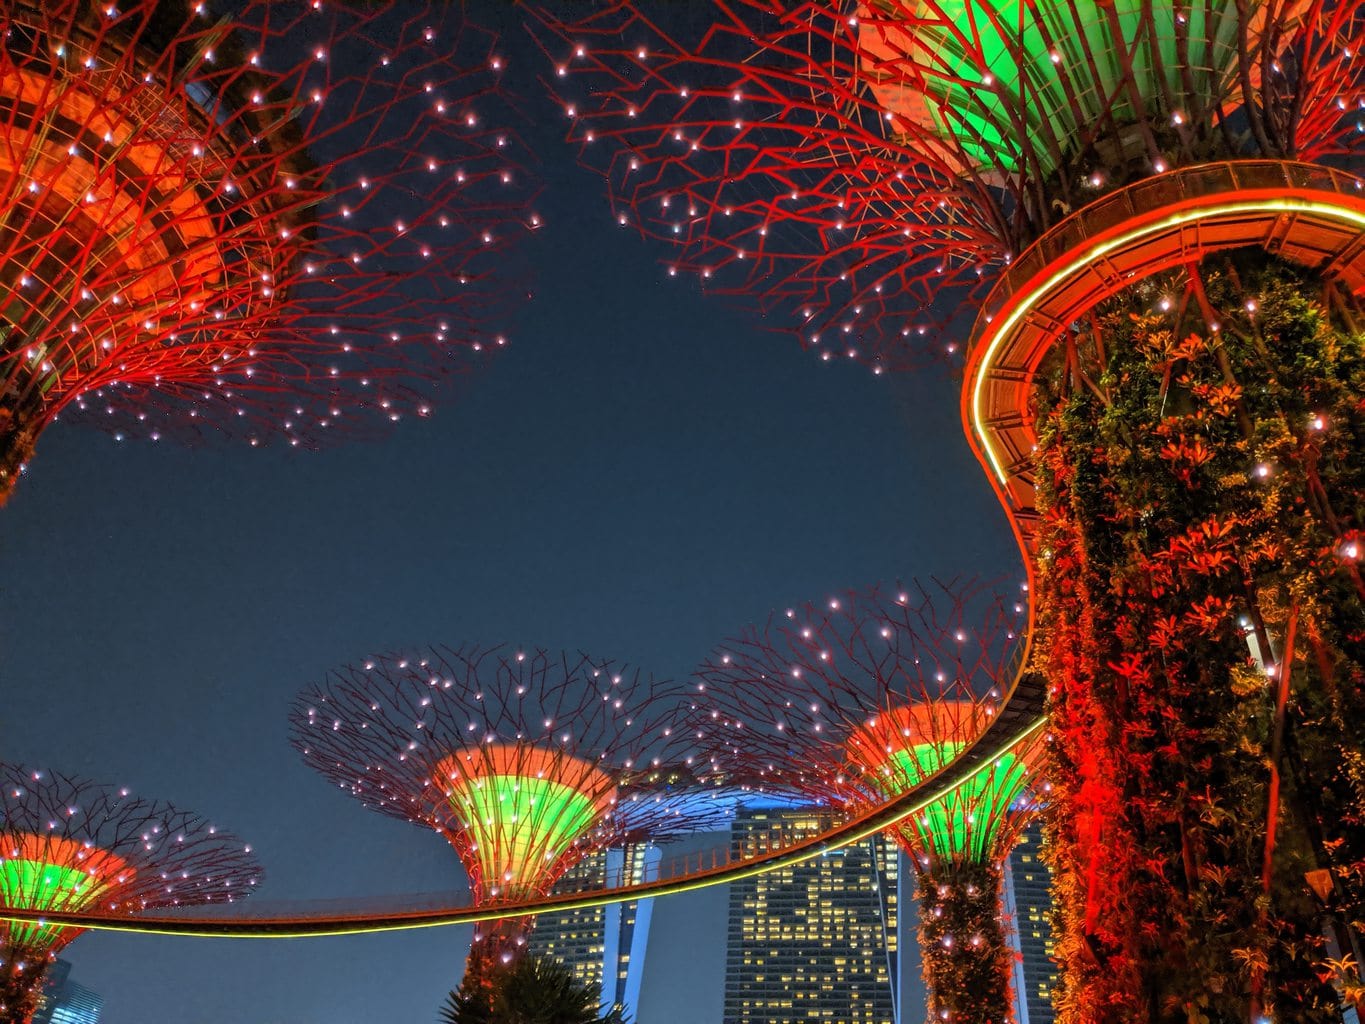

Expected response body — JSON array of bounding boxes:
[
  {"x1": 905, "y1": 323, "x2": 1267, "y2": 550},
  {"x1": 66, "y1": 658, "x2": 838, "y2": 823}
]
[
  {"x1": 972, "y1": 160, "x2": 1365, "y2": 347},
  {"x1": 0, "y1": 678, "x2": 1047, "y2": 938}
]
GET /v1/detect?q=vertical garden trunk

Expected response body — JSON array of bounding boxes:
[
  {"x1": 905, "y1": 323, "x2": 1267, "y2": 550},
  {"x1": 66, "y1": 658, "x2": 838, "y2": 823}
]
[
  {"x1": 461, "y1": 914, "x2": 533, "y2": 998},
  {"x1": 0, "y1": 956, "x2": 47, "y2": 1024},
  {"x1": 0, "y1": 388, "x2": 42, "y2": 505},
  {"x1": 1033, "y1": 251, "x2": 1365, "y2": 1023},
  {"x1": 916, "y1": 860, "x2": 1014, "y2": 1024}
]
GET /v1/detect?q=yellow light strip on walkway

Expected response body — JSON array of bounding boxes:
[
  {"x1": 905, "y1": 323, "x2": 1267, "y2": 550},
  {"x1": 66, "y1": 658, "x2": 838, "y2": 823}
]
[
  {"x1": 0, "y1": 715, "x2": 1047, "y2": 940},
  {"x1": 969, "y1": 197, "x2": 1365, "y2": 489}
]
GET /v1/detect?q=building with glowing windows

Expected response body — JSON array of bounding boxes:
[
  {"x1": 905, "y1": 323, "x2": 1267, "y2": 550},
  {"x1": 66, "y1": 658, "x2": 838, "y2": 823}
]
[
  {"x1": 722, "y1": 807, "x2": 901, "y2": 1024},
  {"x1": 528, "y1": 845, "x2": 662, "y2": 1019},
  {"x1": 526, "y1": 799, "x2": 1057, "y2": 1024},
  {"x1": 1004, "y1": 821, "x2": 1057, "y2": 1024},
  {"x1": 32, "y1": 960, "x2": 102, "y2": 1024}
]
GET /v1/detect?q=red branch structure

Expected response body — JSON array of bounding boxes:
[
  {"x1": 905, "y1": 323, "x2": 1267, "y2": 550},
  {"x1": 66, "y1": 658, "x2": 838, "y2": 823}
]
[
  {"x1": 290, "y1": 644, "x2": 717, "y2": 987},
  {"x1": 541, "y1": 5, "x2": 1365, "y2": 1019},
  {"x1": 0, "y1": 761, "x2": 260, "y2": 1024},
  {"x1": 688, "y1": 580, "x2": 1044, "y2": 1024},
  {"x1": 0, "y1": 1, "x2": 536, "y2": 502},
  {"x1": 535, "y1": 1, "x2": 1365, "y2": 368}
]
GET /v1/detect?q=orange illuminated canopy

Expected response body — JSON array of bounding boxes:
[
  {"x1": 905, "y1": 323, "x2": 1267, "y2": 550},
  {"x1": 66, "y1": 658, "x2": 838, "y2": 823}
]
[
  {"x1": 434, "y1": 745, "x2": 619, "y2": 900},
  {"x1": 846, "y1": 702, "x2": 1031, "y2": 862},
  {"x1": 0, "y1": 832, "x2": 133, "y2": 950}
]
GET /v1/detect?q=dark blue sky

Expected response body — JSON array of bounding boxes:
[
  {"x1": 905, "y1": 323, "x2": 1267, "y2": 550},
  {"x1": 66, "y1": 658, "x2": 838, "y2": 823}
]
[{"x1": 0, "y1": 10, "x2": 1017, "y2": 1021}]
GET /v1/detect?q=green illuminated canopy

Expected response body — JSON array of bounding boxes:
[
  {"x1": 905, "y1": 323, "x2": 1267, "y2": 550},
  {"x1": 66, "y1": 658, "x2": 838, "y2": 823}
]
[
  {"x1": 846, "y1": 703, "x2": 1031, "y2": 863},
  {"x1": 0, "y1": 835, "x2": 127, "y2": 951},
  {"x1": 887, "y1": 742, "x2": 1028, "y2": 862},
  {"x1": 436, "y1": 746, "x2": 616, "y2": 900},
  {"x1": 858, "y1": 0, "x2": 1284, "y2": 175}
]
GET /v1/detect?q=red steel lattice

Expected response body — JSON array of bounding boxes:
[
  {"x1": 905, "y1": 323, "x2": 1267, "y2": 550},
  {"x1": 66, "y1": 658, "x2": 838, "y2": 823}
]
[
  {"x1": 535, "y1": 1, "x2": 1365, "y2": 368},
  {"x1": 0, "y1": 761, "x2": 259, "y2": 1023},
  {"x1": 0, "y1": 1, "x2": 536, "y2": 501}
]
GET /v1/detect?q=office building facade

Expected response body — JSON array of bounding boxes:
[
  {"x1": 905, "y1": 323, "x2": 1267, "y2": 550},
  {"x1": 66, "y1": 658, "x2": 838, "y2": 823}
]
[
  {"x1": 528, "y1": 844, "x2": 661, "y2": 1018},
  {"x1": 33, "y1": 960, "x2": 101, "y2": 1024},
  {"x1": 723, "y1": 806, "x2": 900, "y2": 1024},
  {"x1": 1004, "y1": 820, "x2": 1057, "y2": 1024}
]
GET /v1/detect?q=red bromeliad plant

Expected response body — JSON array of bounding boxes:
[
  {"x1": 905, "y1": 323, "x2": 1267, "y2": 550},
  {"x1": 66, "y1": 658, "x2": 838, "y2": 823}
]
[
  {"x1": 690, "y1": 580, "x2": 1044, "y2": 1024},
  {"x1": 1031, "y1": 256, "x2": 1365, "y2": 1021},
  {"x1": 537, "y1": 4, "x2": 1365, "y2": 1018},
  {"x1": 0, "y1": 1, "x2": 535, "y2": 504}
]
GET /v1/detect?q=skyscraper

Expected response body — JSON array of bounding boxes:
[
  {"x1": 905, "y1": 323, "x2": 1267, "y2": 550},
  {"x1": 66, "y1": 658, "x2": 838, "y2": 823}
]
[
  {"x1": 723, "y1": 806, "x2": 900, "y2": 1024},
  {"x1": 528, "y1": 845, "x2": 662, "y2": 1018},
  {"x1": 45, "y1": 983, "x2": 101, "y2": 1024},
  {"x1": 1004, "y1": 821, "x2": 1057, "y2": 1024},
  {"x1": 31, "y1": 958, "x2": 72, "y2": 1024},
  {"x1": 33, "y1": 960, "x2": 101, "y2": 1024}
]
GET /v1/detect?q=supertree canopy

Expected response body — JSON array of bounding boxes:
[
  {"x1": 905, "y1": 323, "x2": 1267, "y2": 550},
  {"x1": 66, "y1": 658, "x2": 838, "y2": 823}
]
[
  {"x1": 537, "y1": 2, "x2": 1363, "y2": 361},
  {"x1": 844, "y1": 701, "x2": 1030, "y2": 865},
  {"x1": 689, "y1": 581, "x2": 1043, "y2": 1024},
  {"x1": 289, "y1": 644, "x2": 712, "y2": 992},
  {"x1": 855, "y1": 2, "x2": 1301, "y2": 180},
  {"x1": 540, "y1": 4, "x2": 1365, "y2": 1020},
  {"x1": 0, "y1": 0, "x2": 534, "y2": 504},
  {"x1": 0, "y1": 762, "x2": 259, "y2": 1023}
]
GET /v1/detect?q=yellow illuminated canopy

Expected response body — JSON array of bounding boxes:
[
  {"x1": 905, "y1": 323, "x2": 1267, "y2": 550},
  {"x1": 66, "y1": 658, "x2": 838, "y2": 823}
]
[
  {"x1": 0, "y1": 834, "x2": 127, "y2": 950},
  {"x1": 436, "y1": 746, "x2": 617, "y2": 898},
  {"x1": 846, "y1": 703, "x2": 1030, "y2": 863}
]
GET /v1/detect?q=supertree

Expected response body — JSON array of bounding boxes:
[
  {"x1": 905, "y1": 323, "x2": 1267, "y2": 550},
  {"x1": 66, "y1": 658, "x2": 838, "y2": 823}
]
[
  {"x1": 687, "y1": 580, "x2": 1043, "y2": 1024},
  {"x1": 0, "y1": 0, "x2": 535, "y2": 504},
  {"x1": 289, "y1": 643, "x2": 715, "y2": 999},
  {"x1": 538, "y1": 4, "x2": 1365, "y2": 1018},
  {"x1": 0, "y1": 761, "x2": 259, "y2": 1023}
]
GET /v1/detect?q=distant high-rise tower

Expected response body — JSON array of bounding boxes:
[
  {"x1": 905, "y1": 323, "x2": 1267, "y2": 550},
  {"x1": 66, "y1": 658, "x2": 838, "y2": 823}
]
[
  {"x1": 1004, "y1": 820, "x2": 1056, "y2": 1024},
  {"x1": 30, "y1": 959, "x2": 72, "y2": 1024},
  {"x1": 43, "y1": 983, "x2": 101, "y2": 1024},
  {"x1": 723, "y1": 806, "x2": 900, "y2": 1024},
  {"x1": 33, "y1": 960, "x2": 101, "y2": 1024},
  {"x1": 528, "y1": 844, "x2": 662, "y2": 1019}
]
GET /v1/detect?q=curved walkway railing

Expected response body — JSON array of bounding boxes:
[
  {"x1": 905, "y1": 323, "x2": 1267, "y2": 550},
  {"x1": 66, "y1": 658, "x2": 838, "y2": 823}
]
[
  {"x1": 0, "y1": 675, "x2": 1046, "y2": 939},
  {"x1": 32, "y1": 160, "x2": 1340, "y2": 940},
  {"x1": 961, "y1": 159, "x2": 1365, "y2": 554},
  {"x1": 980, "y1": 160, "x2": 1365, "y2": 331}
]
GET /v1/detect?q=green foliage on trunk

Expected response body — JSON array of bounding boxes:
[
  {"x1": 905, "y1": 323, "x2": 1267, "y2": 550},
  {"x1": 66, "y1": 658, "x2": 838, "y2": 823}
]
[
  {"x1": 917, "y1": 860, "x2": 1014, "y2": 1024},
  {"x1": 1033, "y1": 250, "x2": 1365, "y2": 1022}
]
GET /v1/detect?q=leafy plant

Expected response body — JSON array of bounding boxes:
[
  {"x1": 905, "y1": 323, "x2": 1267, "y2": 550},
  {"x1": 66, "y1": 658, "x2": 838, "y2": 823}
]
[{"x1": 440, "y1": 954, "x2": 629, "y2": 1024}]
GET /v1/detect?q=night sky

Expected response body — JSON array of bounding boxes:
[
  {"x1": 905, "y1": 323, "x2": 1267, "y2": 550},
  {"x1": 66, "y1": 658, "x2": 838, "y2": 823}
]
[{"x1": 0, "y1": 7, "x2": 1017, "y2": 1022}]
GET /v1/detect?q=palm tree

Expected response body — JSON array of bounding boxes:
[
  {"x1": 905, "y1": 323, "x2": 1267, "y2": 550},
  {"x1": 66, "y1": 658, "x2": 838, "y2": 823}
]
[{"x1": 440, "y1": 955, "x2": 629, "y2": 1024}]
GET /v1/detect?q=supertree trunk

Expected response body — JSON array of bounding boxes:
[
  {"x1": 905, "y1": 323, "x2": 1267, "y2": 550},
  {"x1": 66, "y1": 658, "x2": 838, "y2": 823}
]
[
  {"x1": 1032, "y1": 251, "x2": 1365, "y2": 1022},
  {"x1": 454, "y1": 913, "x2": 535, "y2": 1022},
  {"x1": 464, "y1": 913, "x2": 533, "y2": 983},
  {"x1": 0, "y1": 956, "x2": 48, "y2": 1024},
  {"x1": 916, "y1": 860, "x2": 1014, "y2": 1024},
  {"x1": 0, "y1": 415, "x2": 38, "y2": 507}
]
